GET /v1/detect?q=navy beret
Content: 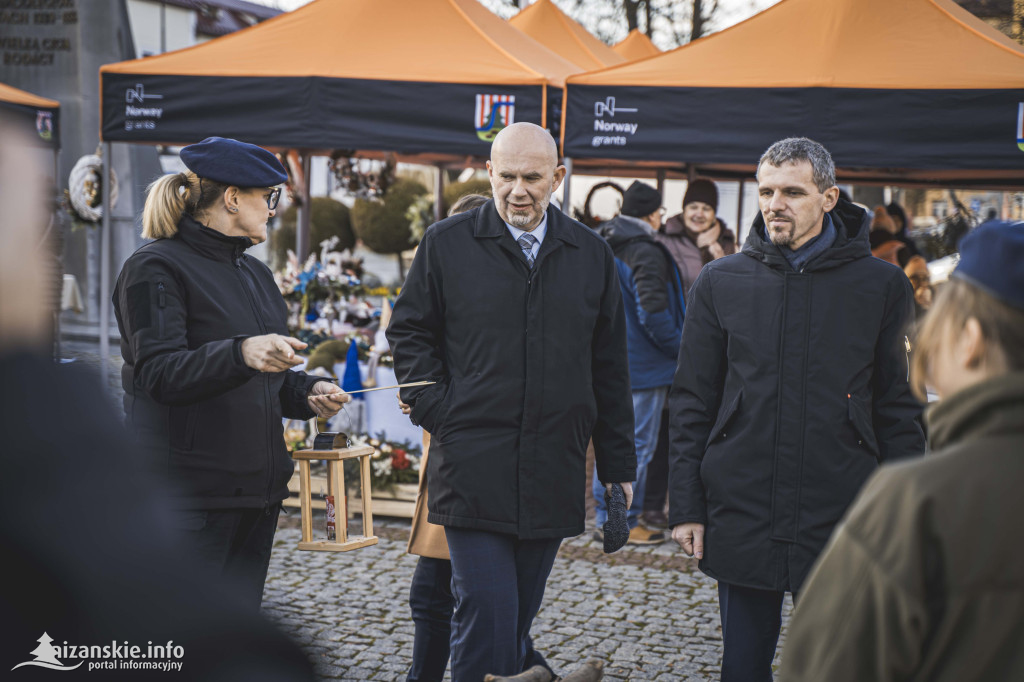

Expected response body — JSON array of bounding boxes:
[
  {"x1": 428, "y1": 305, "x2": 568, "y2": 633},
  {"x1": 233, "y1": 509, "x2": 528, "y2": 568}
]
[
  {"x1": 621, "y1": 181, "x2": 662, "y2": 218},
  {"x1": 180, "y1": 136, "x2": 287, "y2": 187},
  {"x1": 952, "y1": 220, "x2": 1024, "y2": 311}
]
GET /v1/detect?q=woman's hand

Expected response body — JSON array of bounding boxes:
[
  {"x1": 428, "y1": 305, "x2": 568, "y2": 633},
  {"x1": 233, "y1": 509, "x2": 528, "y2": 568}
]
[
  {"x1": 307, "y1": 381, "x2": 351, "y2": 418},
  {"x1": 241, "y1": 334, "x2": 306, "y2": 372}
]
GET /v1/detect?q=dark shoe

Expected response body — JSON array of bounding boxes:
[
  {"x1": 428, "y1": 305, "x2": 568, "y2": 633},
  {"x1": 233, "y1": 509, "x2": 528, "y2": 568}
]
[
  {"x1": 641, "y1": 510, "x2": 669, "y2": 529},
  {"x1": 627, "y1": 525, "x2": 665, "y2": 545}
]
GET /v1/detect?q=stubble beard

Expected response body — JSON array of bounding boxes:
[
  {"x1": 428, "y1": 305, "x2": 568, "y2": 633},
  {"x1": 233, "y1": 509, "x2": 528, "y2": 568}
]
[
  {"x1": 766, "y1": 216, "x2": 794, "y2": 246},
  {"x1": 504, "y1": 196, "x2": 549, "y2": 230}
]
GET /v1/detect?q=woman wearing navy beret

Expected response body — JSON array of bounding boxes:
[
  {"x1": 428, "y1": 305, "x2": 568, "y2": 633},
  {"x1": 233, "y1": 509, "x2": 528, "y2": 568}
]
[{"x1": 113, "y1": 137, "x2": 350, "y2": 609}]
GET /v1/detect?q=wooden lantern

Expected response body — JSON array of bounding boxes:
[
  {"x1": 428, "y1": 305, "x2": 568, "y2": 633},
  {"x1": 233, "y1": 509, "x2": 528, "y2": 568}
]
[{"x1": 292, "y1": 431, "x2": 378, "y2": 552}]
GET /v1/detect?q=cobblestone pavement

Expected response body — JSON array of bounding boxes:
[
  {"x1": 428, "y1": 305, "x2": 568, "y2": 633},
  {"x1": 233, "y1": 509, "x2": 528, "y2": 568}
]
[
  {"x1": 267, "y1": 514, "x2": 792, "y2": 681},
  {"x1": 61, "y1": 337, "x2": 792, "y2": 681}
]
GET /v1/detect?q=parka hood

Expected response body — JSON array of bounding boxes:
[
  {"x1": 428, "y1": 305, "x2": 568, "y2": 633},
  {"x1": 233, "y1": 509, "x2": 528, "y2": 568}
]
[
  {"x1": 599, "y1": 214, "x2": 653, "y2": 249},
  {"x1": 742, "y1": 198, "x2": 871, "y2": 271}
]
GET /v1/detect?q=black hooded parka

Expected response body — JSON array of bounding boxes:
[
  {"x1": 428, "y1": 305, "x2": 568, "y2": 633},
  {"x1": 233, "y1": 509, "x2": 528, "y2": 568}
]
[{"x1": 668, "y1": 200, "x2": 925, "y2": 592}]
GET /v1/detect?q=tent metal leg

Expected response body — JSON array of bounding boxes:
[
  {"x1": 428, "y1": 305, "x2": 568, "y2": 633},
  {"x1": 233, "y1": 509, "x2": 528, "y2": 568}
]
[
  {"x1": 53, "y1": 147, "x2": 61, "y2": 362},
  {"x1": 656, "y1": 169, "x2": 665, "y2": 195},
  {"x1": 562, "y1": 157, "x2": 573, "y2": 212},
  {"x1": 297, "y1": 153, "x2": 312, "y2": 262},
  {"x1": 736, "y1": 179, "x2": 745, "y2": 241},
  {"x1": 434, "y1": 164, "x2": 444, "y2": 223},
  {"x1": 100, "y1": 142, "x2": 112, "y2": 382}
]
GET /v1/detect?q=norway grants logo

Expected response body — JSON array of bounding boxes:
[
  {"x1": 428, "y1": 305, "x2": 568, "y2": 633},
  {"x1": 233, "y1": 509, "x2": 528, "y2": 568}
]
[
  {"x1": 1018, "y1": 103, "x2": 1024, "y2": 152},
  {"x1": 35, "y1": 111, "x2": 53, "y2": 142},
  {"x1": 11, "y1": 633, "x2": 82, "y2": 672},
  {"x1": 475, "y1": 94, "x2": 515, "y2": 142}
]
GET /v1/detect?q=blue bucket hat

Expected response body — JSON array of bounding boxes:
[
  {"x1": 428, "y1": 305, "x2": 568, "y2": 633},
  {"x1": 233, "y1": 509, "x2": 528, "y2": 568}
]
[
  {"x1": 180, "y1": 136, "x2": 287, "y2": 187},
  {"x1": 952, "y1": 220, "x2": 1024, "y2": 311}
]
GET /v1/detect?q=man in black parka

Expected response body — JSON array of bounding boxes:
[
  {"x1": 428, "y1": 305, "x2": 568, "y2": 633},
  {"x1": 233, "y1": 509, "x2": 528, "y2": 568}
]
[
  {"x1": 387, "y1": 122, "x2": 636, "y2": 681},
  {"x1": 668, "y1": 138, "x2": 925, "y2": 682}
]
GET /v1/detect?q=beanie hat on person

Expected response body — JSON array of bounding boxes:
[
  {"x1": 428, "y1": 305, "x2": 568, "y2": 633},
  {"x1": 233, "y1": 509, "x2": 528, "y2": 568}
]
[
  {"x1": 620, "y1": 181, "x2": 662, "y2": 218},
  {"x1": 682, "y1": 179, "x2": 718, "y2": 212}
]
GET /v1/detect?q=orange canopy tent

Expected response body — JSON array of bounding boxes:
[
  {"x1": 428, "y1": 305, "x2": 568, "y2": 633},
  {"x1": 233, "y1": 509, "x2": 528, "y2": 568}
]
[
  {"x1": 562, "y1": 0, "x2": 1024, "y2": 187},
  {"x1": 613, "y1": 29, "x2": 660, "y2": 61},
  {"x1": 100, "y1": 0, "x2": 579, "y2": 156},
  {"x1": 509, "y1": 0, "x2": 625, "y2": 71},
  {"x1": 1, "y1": 81, "x2": 59, "y2": 148}
]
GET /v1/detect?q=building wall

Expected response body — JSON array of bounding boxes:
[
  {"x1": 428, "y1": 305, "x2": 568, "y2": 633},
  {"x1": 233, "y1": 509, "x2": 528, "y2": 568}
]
[{"x1": 125, "y1": 1, "x2": 196, "y2": 57}]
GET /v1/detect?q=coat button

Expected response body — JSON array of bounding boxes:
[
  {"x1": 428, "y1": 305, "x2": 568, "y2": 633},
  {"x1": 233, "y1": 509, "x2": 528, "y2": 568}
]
[{"x1": 858, "y1": 439, "x2": 863, "y2": 445}]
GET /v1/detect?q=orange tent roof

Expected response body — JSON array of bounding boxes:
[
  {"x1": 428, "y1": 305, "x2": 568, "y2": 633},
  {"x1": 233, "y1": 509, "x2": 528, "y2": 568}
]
[
  {"x1": 613, "y1": 29, "x2": 660, "y2": 61},
  {"x1": 0, "y1": 81, "x2": 59, "y2": 109},
  {"x1": 509, "y1": 0, "x2": 625, "y2": 71},
  {"x1": 102, "y1": 0, "x2": 580, "y2": 87},
  {"x1": 568, "y1": 0, "x2": 1024, "y2": 88}
]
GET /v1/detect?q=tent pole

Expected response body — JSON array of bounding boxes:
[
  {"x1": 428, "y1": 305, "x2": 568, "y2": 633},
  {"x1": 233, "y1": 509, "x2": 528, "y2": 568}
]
[
  {"x1": 297, "y1": 153, "x2": 312, "y2": 261},
  {"x1": 434, "y1": 164, "x2": 444, "y2": 223},
  {"x1": 736, "y1": 179, "x2": 746, "y2": 243},
  {"x1": 53, "y1": 147, "x2": 61, "y2": 361},
  {"x1": 99, "y1": 142, "x2": 112, "y2": 383},
  {"x1": 687, "y1": 163, "x2": 696, "y2": 183},
  {"x1": 656, "y1": 169, "x2": 665, "y2": 195},
  {"x1": 562, "y1": 157, "x2": 573, "y2": 213}
]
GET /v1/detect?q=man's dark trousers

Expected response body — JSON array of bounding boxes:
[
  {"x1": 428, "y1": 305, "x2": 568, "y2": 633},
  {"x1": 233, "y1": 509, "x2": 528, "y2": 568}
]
[
  {"x1": 718, "y1": 582, "x2": 798, "y2": 682},
  {"x1": 407, "y1": 556, "x2": 554, "y2": 682},
  {"x1": 445, "y1": 527, "x2": 561, "y2": 682}
]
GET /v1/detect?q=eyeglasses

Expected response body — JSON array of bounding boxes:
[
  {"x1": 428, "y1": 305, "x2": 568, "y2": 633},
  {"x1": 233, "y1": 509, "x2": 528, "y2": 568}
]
[{"x1": 264, "y1": 187, "x2": 282, "y2": 210}]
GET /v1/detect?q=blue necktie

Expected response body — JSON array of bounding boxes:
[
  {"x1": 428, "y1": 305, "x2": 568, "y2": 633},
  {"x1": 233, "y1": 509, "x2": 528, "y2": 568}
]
[{"x1": 517, "y1": 233, "x2": 536, "y2": 268}]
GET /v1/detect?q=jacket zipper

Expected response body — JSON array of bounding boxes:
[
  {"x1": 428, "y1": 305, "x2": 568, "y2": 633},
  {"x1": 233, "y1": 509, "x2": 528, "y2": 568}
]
[
  {"x1": 234, "y1": 254, "x2": 276, "y2": 508},
  {"x1": 157, "y1": 282, "x2": 167, "y2": 337}
]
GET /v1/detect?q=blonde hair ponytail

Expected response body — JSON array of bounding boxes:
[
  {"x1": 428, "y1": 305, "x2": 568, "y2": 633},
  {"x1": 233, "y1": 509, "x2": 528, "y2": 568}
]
[
  {"x1": 142, "y1": 171, "x2": 232, "y2": 239},
  {"x1": 142, "y1": 172, "x2": 190, "y2": 239}
]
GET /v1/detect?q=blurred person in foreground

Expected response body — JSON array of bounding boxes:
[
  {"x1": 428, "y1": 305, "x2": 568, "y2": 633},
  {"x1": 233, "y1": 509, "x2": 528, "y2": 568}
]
[
  {"x1": 388, "y1": 122, "x2": 636, "y2": 681},
  {"x1": 669, "y1": 137, "x2": 925, "y2": 681},
  {"x1": 402, "y1": 193, "x2": 554, "y2": 682},
  {"x1": 0, "y1": 121, "x2": 314, "y2": 678},
  {"x1": 113, "y1": 137, "x2": 349, "y2": 610},
  {"x1": 780, "y1": 220, "x2": 1024, "y2": 682}
]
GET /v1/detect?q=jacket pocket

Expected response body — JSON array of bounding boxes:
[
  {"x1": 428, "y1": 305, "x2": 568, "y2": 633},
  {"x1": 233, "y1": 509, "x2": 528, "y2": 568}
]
[
  {"x1": 434, "y1": 379, "x2": 457, "y2": 442},
  {"x1": 847, "y1": 395, "x2": 880, "y2": 460},
  {"x1": 707, "y1": 390, "x2": 742, "y2": 445},
  {"x1": 178, "y1": 404, "x2": 200, "y2": 451}
]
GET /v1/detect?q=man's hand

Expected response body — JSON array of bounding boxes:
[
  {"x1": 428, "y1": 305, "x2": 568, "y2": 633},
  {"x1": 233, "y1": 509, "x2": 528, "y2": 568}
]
[
  {"x1": 307, "y1": 381, "x2": 351, "y2": 418},
  {"x1": 606, "y1": 482, "x2": 633, "y2": 509},
  {"x1": 672, "y1": 523, "x2": 705, "y2": 559},
  {"x1": 397, "y1": 391, "x2": 411, "y2": 415},
  {"x1": 241, "y1": 334, "x2": 306, "y2": 372}
]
